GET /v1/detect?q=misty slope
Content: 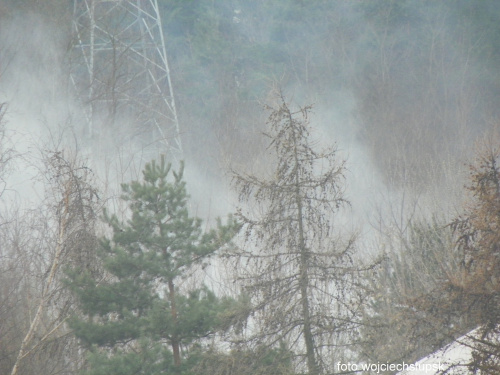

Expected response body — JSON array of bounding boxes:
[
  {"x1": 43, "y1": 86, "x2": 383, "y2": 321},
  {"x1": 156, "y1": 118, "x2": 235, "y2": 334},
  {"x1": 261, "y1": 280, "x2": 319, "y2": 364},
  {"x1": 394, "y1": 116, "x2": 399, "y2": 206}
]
[{"x1": 2, "y1": 0, "x2": 500, "y2": 202}]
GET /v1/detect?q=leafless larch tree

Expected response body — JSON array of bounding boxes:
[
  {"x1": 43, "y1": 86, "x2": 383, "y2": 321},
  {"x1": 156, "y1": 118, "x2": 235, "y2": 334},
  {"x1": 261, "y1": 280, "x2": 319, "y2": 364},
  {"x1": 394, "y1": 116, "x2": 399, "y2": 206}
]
[{"x1": 230, "y1": 93, "x2": 374, "y2": 375}]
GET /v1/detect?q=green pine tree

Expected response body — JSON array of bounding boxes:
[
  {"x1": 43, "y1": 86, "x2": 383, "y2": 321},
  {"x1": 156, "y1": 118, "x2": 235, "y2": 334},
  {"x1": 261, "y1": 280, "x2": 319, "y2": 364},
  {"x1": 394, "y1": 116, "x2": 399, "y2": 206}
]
[{"x1": 65, "y1": 156, "x2": 241, "y2": 375}]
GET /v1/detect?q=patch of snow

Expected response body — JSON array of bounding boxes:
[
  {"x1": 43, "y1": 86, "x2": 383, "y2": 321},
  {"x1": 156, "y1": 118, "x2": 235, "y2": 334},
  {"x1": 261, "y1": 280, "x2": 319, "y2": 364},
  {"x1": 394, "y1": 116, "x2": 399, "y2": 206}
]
[{"x1": 396, "y1": 329, "x2": 479, "y2": 374}]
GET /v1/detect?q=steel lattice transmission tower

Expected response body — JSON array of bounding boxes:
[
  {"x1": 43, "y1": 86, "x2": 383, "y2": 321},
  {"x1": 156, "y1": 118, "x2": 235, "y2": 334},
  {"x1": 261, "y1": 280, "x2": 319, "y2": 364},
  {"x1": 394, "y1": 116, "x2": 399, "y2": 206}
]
[{"x1": 70, "y1": 0, "x2": 182, "y2": 158}]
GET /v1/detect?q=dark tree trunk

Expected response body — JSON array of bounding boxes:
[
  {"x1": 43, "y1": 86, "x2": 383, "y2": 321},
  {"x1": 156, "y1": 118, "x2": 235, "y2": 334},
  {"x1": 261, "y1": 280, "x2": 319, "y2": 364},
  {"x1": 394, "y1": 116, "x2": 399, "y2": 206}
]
[
  {"x1": 168, "y1": 278, "x2": 181, "y2": 367},
  {"x1": 292, "y1": 118, "x2": 318, "y2": 375}
]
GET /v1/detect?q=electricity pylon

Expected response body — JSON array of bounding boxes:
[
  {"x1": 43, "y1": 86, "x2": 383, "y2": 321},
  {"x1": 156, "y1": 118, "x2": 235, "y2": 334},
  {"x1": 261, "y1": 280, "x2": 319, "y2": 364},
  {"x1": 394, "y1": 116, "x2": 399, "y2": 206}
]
[{"x1": 69, "y1": 0, "x2": 182, "y2": 158}]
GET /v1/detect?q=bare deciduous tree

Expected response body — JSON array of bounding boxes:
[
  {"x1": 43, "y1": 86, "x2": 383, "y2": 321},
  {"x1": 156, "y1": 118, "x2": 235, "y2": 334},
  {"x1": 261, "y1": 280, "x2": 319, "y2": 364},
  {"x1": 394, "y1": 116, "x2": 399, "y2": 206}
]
[
  {"x1": 8, "y1": 150, "x2": 99, "y2": 375},
  {"x1": 230, "y1": 93, "x2": 373, "y2": 374}
]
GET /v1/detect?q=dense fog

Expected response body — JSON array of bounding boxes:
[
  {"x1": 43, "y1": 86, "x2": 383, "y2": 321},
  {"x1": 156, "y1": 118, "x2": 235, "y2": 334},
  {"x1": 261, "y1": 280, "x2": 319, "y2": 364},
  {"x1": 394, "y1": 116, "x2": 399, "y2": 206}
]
[{"x1": 1, "y1": 1, "x2": 500, "y2": 374}]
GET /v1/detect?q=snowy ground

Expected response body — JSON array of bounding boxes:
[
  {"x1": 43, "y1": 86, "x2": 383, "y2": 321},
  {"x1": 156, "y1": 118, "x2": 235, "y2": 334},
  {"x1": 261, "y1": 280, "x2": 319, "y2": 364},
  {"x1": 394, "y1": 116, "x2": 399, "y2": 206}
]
[{"x1": 396, "y1": 329, "x2": 478, "y2": 374}]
